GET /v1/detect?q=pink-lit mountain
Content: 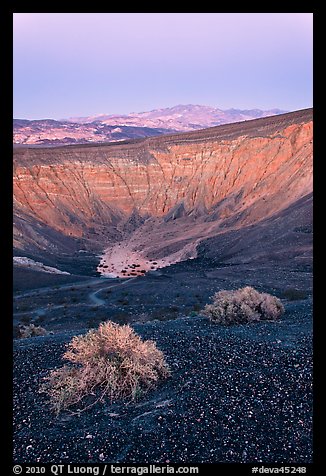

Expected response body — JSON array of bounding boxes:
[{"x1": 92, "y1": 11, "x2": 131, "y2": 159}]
[
  {"x1": 14, "y1": 104, "x2": 287, "y2": 146},
  {"x1": 67, "y1": 104, "x2": 287, "y2": 131}
]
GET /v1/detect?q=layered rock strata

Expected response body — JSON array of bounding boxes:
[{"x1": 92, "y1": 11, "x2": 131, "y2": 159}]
[{"x1": 13, "y1": 109, "x2": 313, "y2": 273}]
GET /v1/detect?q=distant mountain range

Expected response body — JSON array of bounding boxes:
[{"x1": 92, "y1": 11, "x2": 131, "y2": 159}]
[{"x1": 13, "y1": 104, "x2": 287, "y2": 146}]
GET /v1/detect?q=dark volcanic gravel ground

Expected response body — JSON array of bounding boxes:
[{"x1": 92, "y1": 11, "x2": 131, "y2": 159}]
[{"x1": 13, "y1": 300, "x2": 312, "y2": 464}]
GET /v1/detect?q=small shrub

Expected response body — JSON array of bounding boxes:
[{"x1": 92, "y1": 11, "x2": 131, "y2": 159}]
[
  {"x1": 282, "y1": 288, "x2": 309, "y2": 301},
  {"x1": 20, "y1": 315, "x2": 32, "y2": 324},
  {"x1": 202, "y1": 286, "x2": 284, "y2": 325},
  {"x1": 188, "y1": 310, "x2": 197, "y2": 317},
  {"x1": 40, "y1": 321, "x2": 170, "y2": 414},
  {"x1": 135, "y1": 313, "x2": 152, "y2": 323},
  {"x1": 13, "y1": 325, "x2": 22, "y2": 339},
  {"x1": 18, "y1": 324, "x2": 48, "y2": 338},
  {"x1": 152, "y1": 307, "x2": 179, "y2": 321},
  {"x1": 192, "y1": 303, "x2": 201, "y2": 312}
]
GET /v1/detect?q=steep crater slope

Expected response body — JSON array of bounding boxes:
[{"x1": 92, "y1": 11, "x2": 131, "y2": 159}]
[{"x1": 13, "y1": 109, "x2": 313, "y2": 275}]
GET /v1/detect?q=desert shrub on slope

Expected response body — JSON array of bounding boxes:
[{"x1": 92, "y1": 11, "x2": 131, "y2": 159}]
[
  {"x1": 202, "y1": 286, "x2": 284, "y2": 325},
  {"x1": 40, "y1": 321, "x2": 170, "y2": 414},
  {"x1": 282, "y1": 288, "x2": 309, "y2": 301},
  {"x1": 16, "y1": 323, "x2": 47, "y2": 338}
]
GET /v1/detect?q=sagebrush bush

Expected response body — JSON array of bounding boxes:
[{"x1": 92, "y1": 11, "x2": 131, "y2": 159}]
[
  {"x1": 282, "y1": 288, "x2": 309, "y2": 301},
  {"x1": 202, "y1": 286, "x2": 284, "y2": 325},
  {"x1": 18, "y1": 323, "x2": 47, "y2": 338},
  {"x1": 40, "y1": 321, "x2": 170, "y2": 414}
]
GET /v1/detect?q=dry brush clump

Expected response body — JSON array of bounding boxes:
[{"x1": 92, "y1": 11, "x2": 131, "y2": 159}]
[
  {"x1": 202, "y1": 286, "x2": 284, "y2": 325},
  {"x1": 17, "y1": 323, "x2": 48, "y2": 338},
  {"x1": 40, "y1": 321, "x2": 170, "y2": 414}
]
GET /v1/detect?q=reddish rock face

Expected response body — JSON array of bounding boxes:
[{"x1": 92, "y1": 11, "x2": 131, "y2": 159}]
[{"x1": 13, "y1": 109, "x2": 313, "y2": 260}]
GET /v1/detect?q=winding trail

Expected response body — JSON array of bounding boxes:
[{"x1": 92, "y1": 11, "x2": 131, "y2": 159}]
[
  {"x1": 13, "y1": 276, "x2": 138, "y2": 320},
  {"x1": 88, "y1": 277, "x2": 137, "y2": 306},
  {"x1": 14, "y1": 278, "x2": 105, "y2": 300}
]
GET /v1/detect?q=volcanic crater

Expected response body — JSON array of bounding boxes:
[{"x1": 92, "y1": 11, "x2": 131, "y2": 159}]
[
  {"x1": 13, "y1": 109, "x2": 313, "y2": 464},
  {"x1": 14, "y1": 108, "x2": 312, "y2": 278}
]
